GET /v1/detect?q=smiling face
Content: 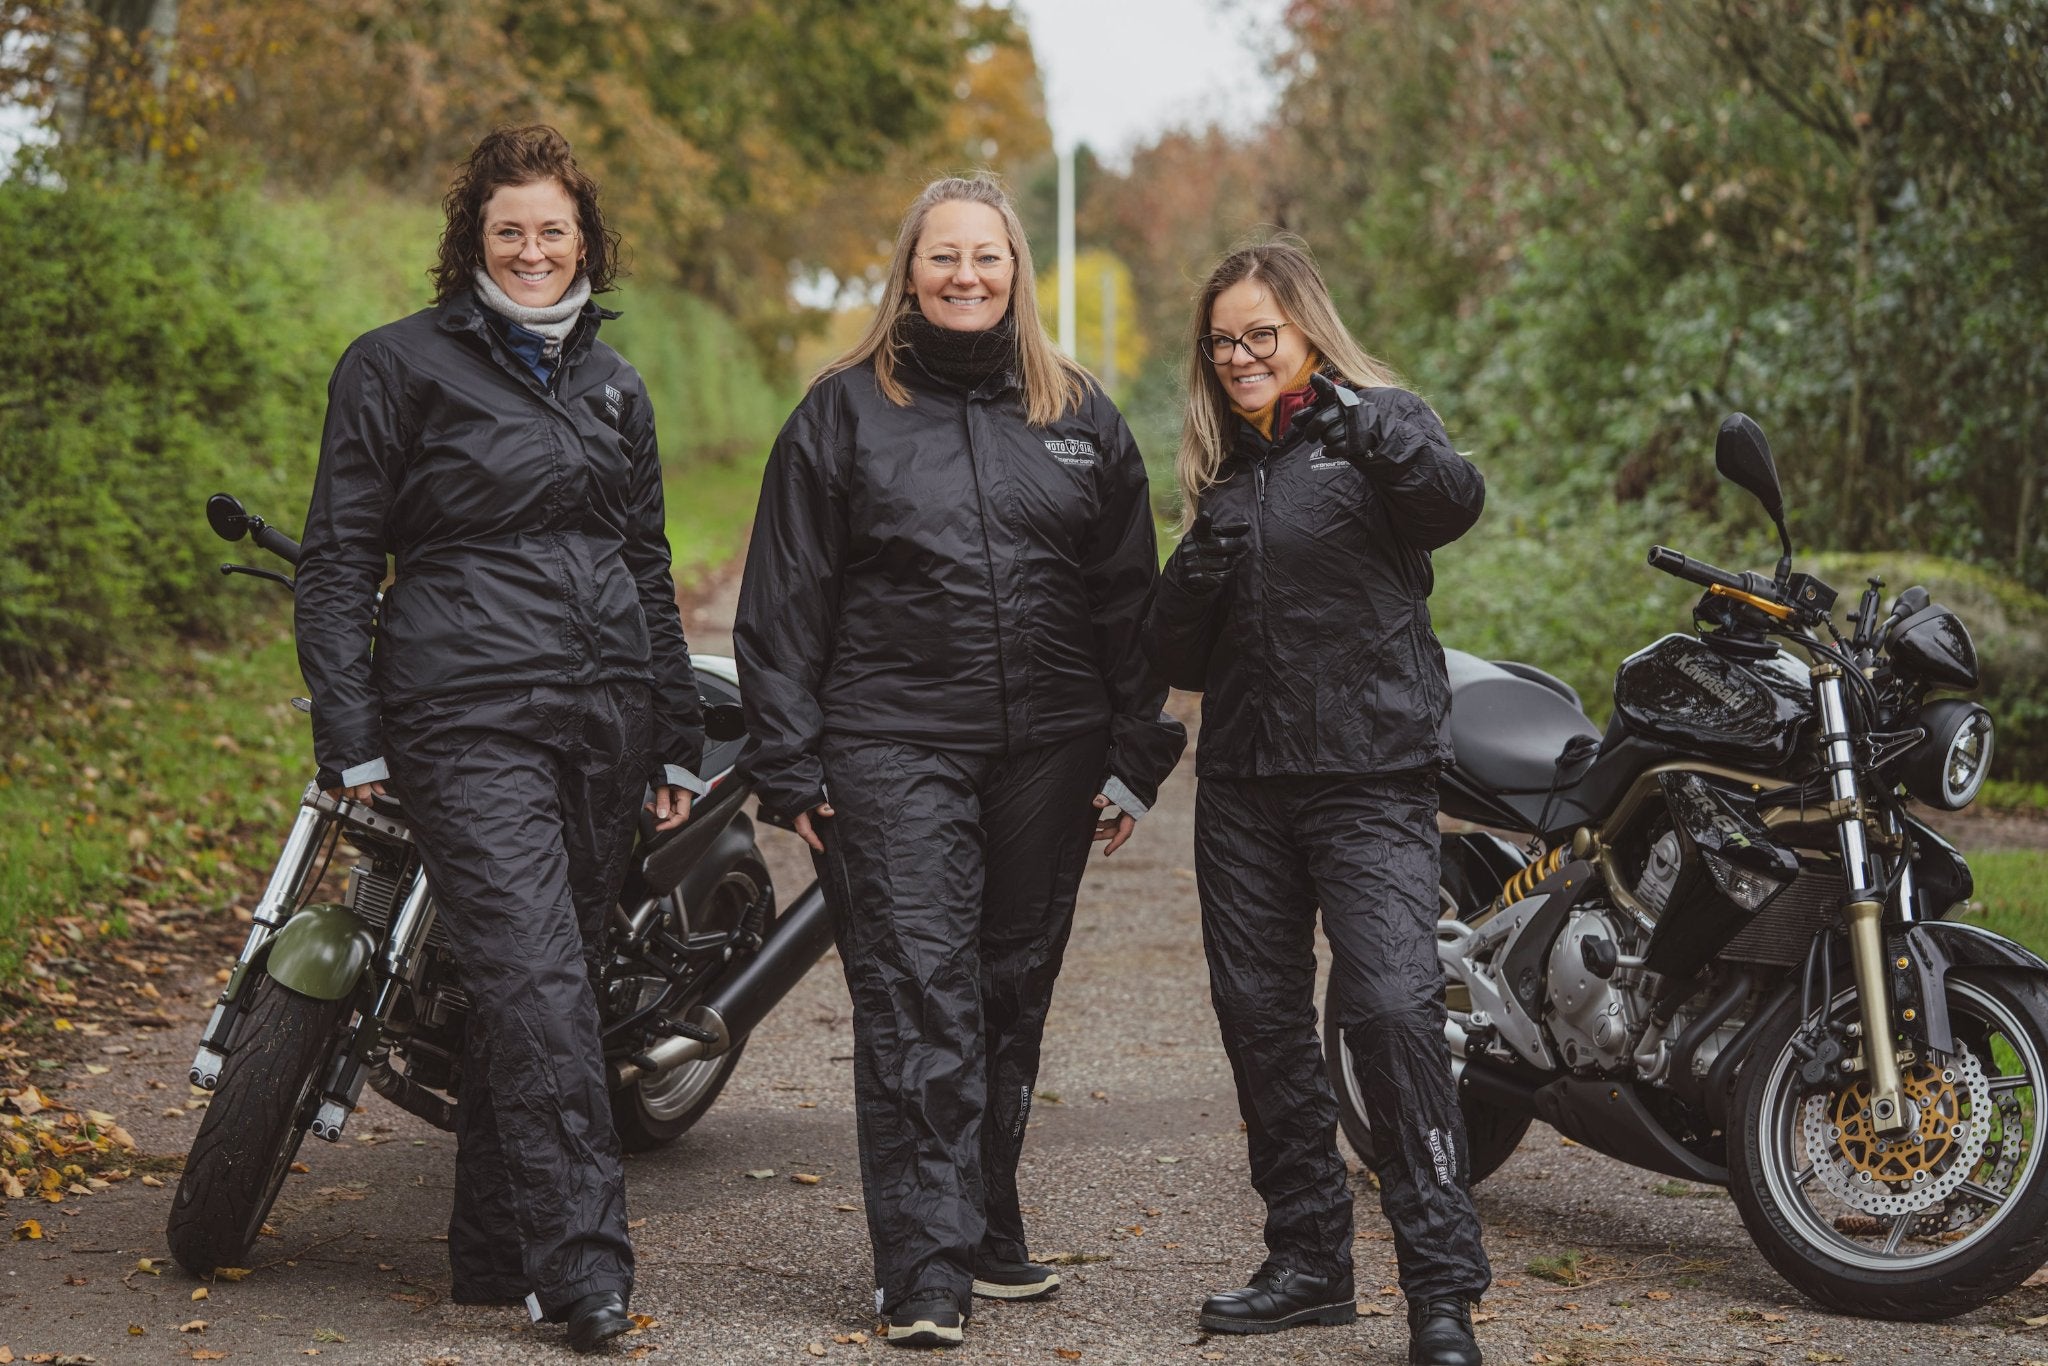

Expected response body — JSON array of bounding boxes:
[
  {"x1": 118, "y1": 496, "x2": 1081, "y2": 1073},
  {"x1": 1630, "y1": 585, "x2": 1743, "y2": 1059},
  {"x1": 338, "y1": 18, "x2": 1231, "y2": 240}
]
[
  {"x1": 909, "y1": 199, "x2": 1013, "y2": 332},
  {"x1": 482, "y1": 178, "x2": 582, "y2": 308},
  {"x1": 1206, "y1": 275, "x2": 1311, "y2": 410}
]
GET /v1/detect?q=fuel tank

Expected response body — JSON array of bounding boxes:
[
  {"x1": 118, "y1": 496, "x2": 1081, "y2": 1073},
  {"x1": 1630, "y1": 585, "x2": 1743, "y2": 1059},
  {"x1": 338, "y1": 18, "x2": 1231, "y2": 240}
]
[{"x1": 1611, "y1": 634, "x2": 1813, "y2": 765}]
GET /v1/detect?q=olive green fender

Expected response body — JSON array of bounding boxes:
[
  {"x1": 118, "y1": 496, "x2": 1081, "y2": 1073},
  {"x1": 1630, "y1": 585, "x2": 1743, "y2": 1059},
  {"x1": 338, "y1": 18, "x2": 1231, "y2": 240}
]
[{"x1": 261, "y1": 902, "x2": 375, "y2": 1001}]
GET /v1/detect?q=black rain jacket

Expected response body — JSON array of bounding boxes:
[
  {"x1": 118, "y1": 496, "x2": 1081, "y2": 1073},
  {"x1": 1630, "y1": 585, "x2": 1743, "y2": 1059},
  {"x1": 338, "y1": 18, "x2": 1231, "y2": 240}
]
[
  {"x1": 735, "y1": 357, "x2": 1185, "y2": 822},
  {"x1": 1142, "y1": 384, "x2": 1483, "y2": 777},
  {"x1": 295, "y1": 290, "x2": 704, "y2": 787}
]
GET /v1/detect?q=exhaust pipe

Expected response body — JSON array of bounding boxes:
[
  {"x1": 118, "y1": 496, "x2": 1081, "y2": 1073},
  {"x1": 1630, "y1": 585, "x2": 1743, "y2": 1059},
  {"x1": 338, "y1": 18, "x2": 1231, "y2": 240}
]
[{"x1": 612, "y1": 879, "x2": 833, "y2": 1088}]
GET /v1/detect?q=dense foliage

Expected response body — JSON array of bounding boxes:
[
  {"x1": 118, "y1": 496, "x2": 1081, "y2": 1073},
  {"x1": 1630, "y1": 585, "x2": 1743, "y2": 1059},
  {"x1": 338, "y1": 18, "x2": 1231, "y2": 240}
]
[{"x1": 0, "y1": 178, "x2": 790, "y2": 682}]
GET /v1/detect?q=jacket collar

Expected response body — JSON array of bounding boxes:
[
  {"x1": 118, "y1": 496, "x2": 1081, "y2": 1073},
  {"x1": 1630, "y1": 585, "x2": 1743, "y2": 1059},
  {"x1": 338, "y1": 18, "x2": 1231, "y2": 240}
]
[{"x1": 437, "y1": 285, "x2": 616, "y2": 362}]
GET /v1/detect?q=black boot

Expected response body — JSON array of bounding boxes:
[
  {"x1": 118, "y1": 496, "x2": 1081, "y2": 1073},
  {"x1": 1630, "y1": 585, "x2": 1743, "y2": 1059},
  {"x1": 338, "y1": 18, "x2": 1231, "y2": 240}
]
[
  {"x1": 971, "y1": 1256, "x2": 1060, "y2": 1301},
  {"x1": 1408, "y1": 1296, "x2": 1481, "y2": 1366},
  {"x1": 1199, "y1": 1265, "x2": 1356, "y2": 1335},
  {"x1": 564, "y1": 1290, "x2": 633, "y2": 1354}
]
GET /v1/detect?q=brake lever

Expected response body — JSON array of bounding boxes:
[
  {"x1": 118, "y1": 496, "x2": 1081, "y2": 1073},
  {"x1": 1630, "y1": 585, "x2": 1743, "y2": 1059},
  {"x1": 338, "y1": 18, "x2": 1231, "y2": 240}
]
[{"x1": 220, "y1": 562, "x2": 295, "y2": 590}]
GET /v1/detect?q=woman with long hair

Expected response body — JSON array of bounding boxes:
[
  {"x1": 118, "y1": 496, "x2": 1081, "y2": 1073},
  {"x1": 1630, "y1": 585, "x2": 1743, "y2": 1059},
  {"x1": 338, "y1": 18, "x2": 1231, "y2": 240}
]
[
  {"x1": 735, "y1": 173, "x2": 1184, "y2": 1349},
  {"x1": 294, "y1": 125, "x2": 702, "y2": 1353},
  {"x1": 1143, "y1": 238, "x2": 1491, "y2": 1366}
]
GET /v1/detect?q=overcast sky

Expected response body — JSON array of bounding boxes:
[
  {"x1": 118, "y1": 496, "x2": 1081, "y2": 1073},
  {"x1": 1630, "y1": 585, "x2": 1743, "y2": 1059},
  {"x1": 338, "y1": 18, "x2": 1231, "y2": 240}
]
[{"x1": 1003, "y1": 0, "x2": 1285, "y2": 163}]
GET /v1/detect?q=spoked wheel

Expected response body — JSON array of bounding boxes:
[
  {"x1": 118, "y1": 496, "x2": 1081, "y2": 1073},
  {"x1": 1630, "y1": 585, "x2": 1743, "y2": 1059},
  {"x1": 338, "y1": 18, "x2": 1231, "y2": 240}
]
[
  {"x1": 1729, "y1": 973, "x2": 2048, "y2": 1319},
  {"x1": 166, "y1": 976, "x2": 348, "y2": 1275},
  {"x1": 610, "y1": 860, "x2": 767, "y2": 1152}
]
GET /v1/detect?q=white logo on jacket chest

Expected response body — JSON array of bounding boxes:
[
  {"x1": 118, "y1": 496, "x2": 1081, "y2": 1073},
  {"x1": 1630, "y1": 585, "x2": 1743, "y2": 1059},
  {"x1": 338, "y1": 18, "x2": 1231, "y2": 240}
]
[
  {"x1": 603, "y1": 384, "x2": 624, "y2": 424},
  {"x1": 1044, "y1": 437, "x2": 1098, "y2": 467}
]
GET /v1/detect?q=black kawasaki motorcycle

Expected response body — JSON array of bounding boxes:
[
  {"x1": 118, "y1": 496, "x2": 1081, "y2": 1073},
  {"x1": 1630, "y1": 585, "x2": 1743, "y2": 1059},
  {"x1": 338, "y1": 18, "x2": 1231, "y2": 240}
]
[
  {"x1": 166, "y1": 494, "x2": 833, "y2": 1276},
  {"x1": 1328, "y1": 415, "x2": 2048, "y2": 1319}
]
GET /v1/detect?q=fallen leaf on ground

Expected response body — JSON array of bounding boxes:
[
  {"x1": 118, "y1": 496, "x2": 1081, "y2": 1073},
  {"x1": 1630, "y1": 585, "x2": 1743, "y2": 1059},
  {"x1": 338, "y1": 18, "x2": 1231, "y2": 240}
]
[
  {"x1": 212, "y1": 1268, "x2": 250, "y2": 1282},
  {"x1": 744, "y1": 1169, "x2": 775, "y2": 1180},
  {"x1": 190, "y1": 1288, "x2": 208, "y2": 1301},
  {"x1": 180, "y1": 1321, "x2": 207, "y2": 1333},
  {"x1": 1356, "y1": 1303, "x2": 1395, "y2": 1316},
  {"x1": 1033, "y1": 1251, "x2": 1110, "y2": 1266},
  {"x1": 626, "y1": 1314, "x2": 657, "y2": 1333},
  {"x1": 835, "y1": 1203, "x2": 857, "y2": 1212},
  {"x1": 11, "y1": 1221, "x2": 41, "y2": 1240},
  {"x1": 627, "y1": 1218, "x2": 646, "y2": 1230},
  {"x1": 1644, "y1": 1289, "x2": 1672, "y2": 1300},
  {"x1": 792, "y1": 1173, "x2": 821, "y2": 1185},
  {"x1": 134, "y1": 1258, "x2": 162, "y2": 1275},
  {"x1": 191, "y1": 1353, "x2": 225, "y2": 1362},
  {"x1": 140, "y1": 1176, "x2": 164, "y2": 1188},
  {"x1": 1154, "y1": 1156, "x2": 1180, "y2": 1164},
  {"x1": 311, "y1": 1330, "x2": 345, "y2": 1344},
  {"x1": 1056, "y1": 1353, "x2": 1081, "y2": 1362},
  {"x1": 806, "y1": 1344, "x2": 826, "y2": 1358}
]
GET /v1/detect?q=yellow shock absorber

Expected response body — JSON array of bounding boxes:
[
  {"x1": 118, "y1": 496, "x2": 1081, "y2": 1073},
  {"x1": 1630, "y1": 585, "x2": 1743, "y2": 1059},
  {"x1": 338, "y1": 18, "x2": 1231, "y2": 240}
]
[{"x1": 1499, "y1": 845, "x2": 1567, "y2": 907}]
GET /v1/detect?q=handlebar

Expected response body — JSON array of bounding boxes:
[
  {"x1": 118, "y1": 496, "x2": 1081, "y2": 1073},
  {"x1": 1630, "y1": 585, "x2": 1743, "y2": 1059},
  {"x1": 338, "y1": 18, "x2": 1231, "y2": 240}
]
[
  {"x1": 1647, "y1": 545, "x2": 1749, "y2": 593},
  {"x1": 250, "y1": 521, "x2": 302, "y2": 567}
]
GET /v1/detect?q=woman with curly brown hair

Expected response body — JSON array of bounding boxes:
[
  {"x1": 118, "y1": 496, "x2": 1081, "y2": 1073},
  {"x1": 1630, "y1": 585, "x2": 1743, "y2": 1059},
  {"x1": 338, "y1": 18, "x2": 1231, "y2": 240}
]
[{"x1": 293, "y1": 124, "x2": 703, "y2": 1353}]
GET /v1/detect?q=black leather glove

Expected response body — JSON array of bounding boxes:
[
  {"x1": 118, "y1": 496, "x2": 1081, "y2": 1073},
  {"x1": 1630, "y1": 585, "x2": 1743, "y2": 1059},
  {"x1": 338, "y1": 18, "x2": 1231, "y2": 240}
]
[
  {"x1": 1304, "y1": 372, "x2": 1391, "y2": 467},
  {"x1": 1172, "y1": 512, "x2": 1250, "y2": 593}
]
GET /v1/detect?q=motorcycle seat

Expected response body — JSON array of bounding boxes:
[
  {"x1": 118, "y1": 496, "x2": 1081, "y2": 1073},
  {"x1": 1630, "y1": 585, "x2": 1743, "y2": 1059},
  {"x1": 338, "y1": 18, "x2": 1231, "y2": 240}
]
[{"x1": 1445, "y1": 650, "x2": 1603, "y2": 794}]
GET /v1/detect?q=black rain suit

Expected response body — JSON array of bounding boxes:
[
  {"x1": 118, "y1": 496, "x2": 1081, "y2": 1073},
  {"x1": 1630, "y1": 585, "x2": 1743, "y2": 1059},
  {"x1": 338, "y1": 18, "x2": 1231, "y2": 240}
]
[
  {"x1": 735, "y1": 351, "x2": 1185, "y2": 1308},
  {"x1": 294, "y1": 290, "x2": 705, "y2": 1314},
  {"x1": 1142, "y1": 383, "x2": 1491, "y2": 1303}
]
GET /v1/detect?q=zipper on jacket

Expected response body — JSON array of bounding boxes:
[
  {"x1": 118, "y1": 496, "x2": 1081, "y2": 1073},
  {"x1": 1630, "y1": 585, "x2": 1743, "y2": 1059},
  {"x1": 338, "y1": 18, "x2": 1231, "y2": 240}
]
[{"x1": 960, "y1": 393, "x2": 1013, "y2": 750}]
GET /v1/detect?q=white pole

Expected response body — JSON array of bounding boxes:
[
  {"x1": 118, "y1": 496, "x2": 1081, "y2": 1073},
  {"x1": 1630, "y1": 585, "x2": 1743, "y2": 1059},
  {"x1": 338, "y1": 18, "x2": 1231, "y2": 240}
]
[{"x1": 1057, "y1": 143, "x2": 1076, "y2": 357}]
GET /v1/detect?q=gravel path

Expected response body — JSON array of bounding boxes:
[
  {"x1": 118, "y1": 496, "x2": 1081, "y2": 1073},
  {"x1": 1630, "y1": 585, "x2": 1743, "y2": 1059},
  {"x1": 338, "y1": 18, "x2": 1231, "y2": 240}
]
[{"x1": 4, "y1": 562, "x2": 2045, "y2": 1364}]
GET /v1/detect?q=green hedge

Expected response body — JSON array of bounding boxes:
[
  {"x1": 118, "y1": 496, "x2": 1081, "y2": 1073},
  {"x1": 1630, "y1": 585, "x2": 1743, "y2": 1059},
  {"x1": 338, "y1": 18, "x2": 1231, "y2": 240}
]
[{"x1": 0, "y1": 174, "x2": 789, "y2": 686}]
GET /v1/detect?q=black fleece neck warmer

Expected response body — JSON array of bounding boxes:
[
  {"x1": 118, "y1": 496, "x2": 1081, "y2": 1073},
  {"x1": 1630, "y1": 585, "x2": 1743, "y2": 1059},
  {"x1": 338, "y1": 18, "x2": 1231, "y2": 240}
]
[{"x1": 898, "y1": 309, "x2": 1017, "y2": 390}]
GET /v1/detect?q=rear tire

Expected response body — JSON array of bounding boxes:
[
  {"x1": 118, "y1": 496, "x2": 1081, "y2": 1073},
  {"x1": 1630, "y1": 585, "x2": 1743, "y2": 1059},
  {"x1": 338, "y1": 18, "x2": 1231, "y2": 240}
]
[
  {"x1": 1325, "y1": 991, "x2": 1531, "y2": 1185},
  {"x1": 610, "y1": 859, "x2": 768, "y2": 1152},
  {"x1": 166, "y1": 976, "x2": 348, "y2": 1275}
]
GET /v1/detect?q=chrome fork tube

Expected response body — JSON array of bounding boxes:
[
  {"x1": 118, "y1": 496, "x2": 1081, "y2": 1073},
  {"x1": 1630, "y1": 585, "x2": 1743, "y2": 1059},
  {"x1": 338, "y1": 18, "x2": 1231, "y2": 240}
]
[
  {"x1": 1815, "y1": 667, "x2": 1907, "y2": 1133},
  {"x1": 190, "y1": 788, "x2": 330, "y2": 1088},
  {"x1": 313, "y1": 866, "x2": 435, "y2": 1141}
]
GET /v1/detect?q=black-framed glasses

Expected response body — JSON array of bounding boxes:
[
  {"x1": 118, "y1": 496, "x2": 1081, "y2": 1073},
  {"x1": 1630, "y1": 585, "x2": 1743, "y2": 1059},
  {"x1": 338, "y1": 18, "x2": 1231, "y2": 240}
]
[
  {"x1": 1199, "y1": 322, "x2": 1292, "y2": 365},
  {"x1": 913, "y1": 249, "x2": 1016, "y2": 276}
]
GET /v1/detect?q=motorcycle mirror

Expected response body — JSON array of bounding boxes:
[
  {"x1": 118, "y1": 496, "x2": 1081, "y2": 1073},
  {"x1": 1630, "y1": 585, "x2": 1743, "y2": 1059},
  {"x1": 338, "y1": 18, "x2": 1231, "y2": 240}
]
[
  {"x1": 206, "y1": 493, "x2": 250, "y2": 543},
  {"x1": 1714, "y1": 414, "x2": 1793, "y2": 580},
  {"x1": 1714, "y1": 414, "x2": 1784, "y2": 522}
]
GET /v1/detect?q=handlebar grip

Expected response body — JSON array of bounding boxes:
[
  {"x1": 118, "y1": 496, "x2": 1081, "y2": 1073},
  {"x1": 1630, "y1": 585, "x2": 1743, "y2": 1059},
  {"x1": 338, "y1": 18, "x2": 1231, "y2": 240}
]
[
  {"x1": 1646, "y1": 545, "x2": 1745, "y2": 592},
  {"x1": 250, "y1": 522, "x2": 302, "y2": 568}
]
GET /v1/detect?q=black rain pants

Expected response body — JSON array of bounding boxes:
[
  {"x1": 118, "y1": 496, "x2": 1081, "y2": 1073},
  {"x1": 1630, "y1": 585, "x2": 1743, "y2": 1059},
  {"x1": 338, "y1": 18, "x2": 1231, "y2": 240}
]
[
  {"x1": 814, "y1": 729, "x2": 1106, "y2": 1311},
  {"x1": 384, "y1": 681, "x2": 649, "y2": 1317},
  {"x1": 1194, "y1": 769, "x2": 1490, "y2": 1303}
]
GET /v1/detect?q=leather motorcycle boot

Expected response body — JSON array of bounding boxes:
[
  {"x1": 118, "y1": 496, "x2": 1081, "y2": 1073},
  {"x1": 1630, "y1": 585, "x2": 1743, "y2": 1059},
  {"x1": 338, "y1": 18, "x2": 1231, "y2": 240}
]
[
  {"x1": 563, "y1": 1290, "x2": 633, "y2": 1354},
  {"x1": 971, "y1": 1255, "x2": 1060, "y2": 1301},
  {"x1": 1408, "y1": 1296, "x2": 1482, "y2": 1366},
  {"x1": 1198, "y1": 1264, "x2": 1357, "y2": 1335},
  {"x1": 884, "y1": 1288, "x2": 966, "y2": 1348}
]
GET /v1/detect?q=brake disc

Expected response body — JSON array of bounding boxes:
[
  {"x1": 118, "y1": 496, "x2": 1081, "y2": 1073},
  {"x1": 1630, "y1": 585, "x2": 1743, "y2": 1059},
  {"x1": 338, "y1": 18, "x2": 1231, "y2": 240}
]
[{"x1": 1800, "y1": 1046, "x2": 1992, "y2": 1218}]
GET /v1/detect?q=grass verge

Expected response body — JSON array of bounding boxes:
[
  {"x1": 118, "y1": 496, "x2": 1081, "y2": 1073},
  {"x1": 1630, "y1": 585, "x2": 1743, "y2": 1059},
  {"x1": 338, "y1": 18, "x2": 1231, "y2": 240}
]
[{"x1": 1966, "y1": 850, "x2": 2048, "y2": 954}]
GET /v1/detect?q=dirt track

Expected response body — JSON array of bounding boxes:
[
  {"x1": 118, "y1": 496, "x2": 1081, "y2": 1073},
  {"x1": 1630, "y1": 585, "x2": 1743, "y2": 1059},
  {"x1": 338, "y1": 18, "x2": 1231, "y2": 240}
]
[{"x1": 3, "y1": 563, "x2": 2046, "y2": 1364}]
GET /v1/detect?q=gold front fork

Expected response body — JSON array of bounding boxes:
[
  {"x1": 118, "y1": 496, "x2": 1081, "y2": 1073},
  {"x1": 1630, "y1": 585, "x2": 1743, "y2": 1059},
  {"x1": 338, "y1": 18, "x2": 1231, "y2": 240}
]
[
  {"x1": 1813, "y1": 663, "x2": 1909, "y2": 1134},
  {"x1": 1844, "y1": 897, "x2": 1907, "y2": 1131}
]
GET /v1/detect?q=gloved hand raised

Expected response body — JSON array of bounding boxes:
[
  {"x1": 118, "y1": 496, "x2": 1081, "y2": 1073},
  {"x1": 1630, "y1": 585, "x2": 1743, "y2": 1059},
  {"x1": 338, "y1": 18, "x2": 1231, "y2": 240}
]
[
  {"x1": 1304, "y1": 372, "x2": 1391, "y2": 468},
  {"x1": 1171, "y1": 512, "x2": 1251, "y2": 594}
]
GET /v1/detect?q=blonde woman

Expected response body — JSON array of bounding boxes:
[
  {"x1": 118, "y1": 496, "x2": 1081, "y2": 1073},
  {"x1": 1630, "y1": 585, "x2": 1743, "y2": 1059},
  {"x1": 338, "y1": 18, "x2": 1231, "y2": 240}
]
[
  {"x1": 734, "y1": 174, "x2": 1184, "y2": 1349},
  {"x1": 1142, "y1": 239, "x2": 1489, "y2": 1365}
]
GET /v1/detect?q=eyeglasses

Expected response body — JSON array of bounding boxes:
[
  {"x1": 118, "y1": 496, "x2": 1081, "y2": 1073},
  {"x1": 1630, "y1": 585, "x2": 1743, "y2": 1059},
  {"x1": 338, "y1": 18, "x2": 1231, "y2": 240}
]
[
  {"x1": 914, "y1": 250, "x2": 1016, "y2": 277},
  {"x1": 1198, "y1": 323, "x2": 1293, "y2": 365},
  {"x1": 488, "y1": 226, "x2": 579, "y2": 254}
]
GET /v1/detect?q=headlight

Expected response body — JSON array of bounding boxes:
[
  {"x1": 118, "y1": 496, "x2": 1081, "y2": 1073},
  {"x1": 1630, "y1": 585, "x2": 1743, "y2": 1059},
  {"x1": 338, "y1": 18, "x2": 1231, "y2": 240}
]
[{"x1": 1901, "y1": 699, "x2": 1994, "y2": 810}]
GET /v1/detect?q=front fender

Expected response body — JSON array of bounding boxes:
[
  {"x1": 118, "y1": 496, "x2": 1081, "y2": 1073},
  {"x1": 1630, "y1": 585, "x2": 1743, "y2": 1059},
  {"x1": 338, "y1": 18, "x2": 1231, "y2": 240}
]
[
  {"x1": 1899, "y1": 918, "x2": 2048, "y2": 1056},
  {"x1": 264, "y1": 902, "x2": 375, "y2": 1001}
]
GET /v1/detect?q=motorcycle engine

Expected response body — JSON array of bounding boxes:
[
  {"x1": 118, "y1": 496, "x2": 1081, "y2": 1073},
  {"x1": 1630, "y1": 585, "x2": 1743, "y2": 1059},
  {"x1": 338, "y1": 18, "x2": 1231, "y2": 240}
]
[
  {"x1": 1546, "y1": 904, "x2": 1642, "y2": 1071},
  {"x1": 1634, "y1": 830, "x2": 1683, "y2": 918}
]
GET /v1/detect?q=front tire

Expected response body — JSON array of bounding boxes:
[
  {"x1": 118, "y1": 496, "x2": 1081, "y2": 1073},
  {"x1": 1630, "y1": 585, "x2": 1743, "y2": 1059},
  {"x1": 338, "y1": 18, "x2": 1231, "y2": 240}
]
[
  {"x1": 1728, "y1": 972, "x2": 2048, "y2": 1319},
  {"x1": 166, "y1": 975, "x2": 348, "y2": 1275}
]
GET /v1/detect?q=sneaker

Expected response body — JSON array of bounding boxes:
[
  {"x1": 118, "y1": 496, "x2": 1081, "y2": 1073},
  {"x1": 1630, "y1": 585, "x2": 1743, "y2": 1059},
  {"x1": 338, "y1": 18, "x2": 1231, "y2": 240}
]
[
  {"x1": 1198, "y1": 1264, "x2": 1357, "y2": 1335},
  {"x1": 971, "y1": 1256, "x2": 1060, "y2": 1301},
  {"x1": 885, "y1": 1288, "x2": 965, "y2": 1349}
]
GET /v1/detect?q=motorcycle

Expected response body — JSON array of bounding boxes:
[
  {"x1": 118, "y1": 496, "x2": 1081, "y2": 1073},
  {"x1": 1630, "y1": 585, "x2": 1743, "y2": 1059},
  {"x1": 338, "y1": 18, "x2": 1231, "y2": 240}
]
[
  {"x1": 165, "y1": 493, "x2": 834, "y2": 1276},
  {"x1": 1327, "y1": 414, "x2": 2048, "y2": 1319}
]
